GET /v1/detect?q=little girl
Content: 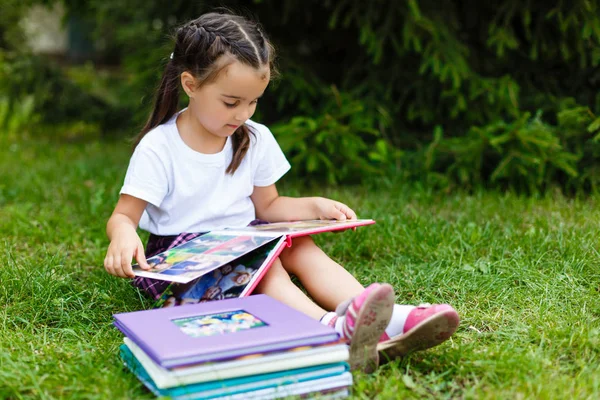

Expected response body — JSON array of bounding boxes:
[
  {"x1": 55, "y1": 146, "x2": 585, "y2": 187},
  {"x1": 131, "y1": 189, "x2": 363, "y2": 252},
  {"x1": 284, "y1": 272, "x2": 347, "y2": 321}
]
[{"x1": 104, "y1": 11, "x2": 459, "y2": 373}]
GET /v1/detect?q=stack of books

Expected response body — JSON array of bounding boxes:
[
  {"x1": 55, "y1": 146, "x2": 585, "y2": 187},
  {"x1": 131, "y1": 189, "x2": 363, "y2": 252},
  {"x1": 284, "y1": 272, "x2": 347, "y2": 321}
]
[{"x1": 114, "y1": 294, "x2": 352, "y2": 399}]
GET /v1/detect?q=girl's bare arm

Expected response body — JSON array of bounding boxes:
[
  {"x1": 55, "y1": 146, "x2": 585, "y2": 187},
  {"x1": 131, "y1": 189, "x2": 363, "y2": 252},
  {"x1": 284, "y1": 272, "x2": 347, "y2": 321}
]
[
  {"x1": 250, "y1": 185, "x2": 357, "y2": 223},
  {"x1": 105, "y1": 194, "x2": 151, "y2": 278}
]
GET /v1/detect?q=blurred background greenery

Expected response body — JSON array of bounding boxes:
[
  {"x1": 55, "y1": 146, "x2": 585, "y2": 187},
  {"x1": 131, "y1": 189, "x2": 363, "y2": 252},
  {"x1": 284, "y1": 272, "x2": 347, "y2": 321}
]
[{"x1": 1, "y1": 0, "x2": 599, "y2": 192}]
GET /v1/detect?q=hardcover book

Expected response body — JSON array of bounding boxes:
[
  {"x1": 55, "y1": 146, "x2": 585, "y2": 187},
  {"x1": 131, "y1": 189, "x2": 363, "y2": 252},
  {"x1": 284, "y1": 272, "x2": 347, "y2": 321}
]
[
  {"x1": 113, "y1": 294, "x2": 340, "y2": 368},
  {"x1": 120, "y1": 344, "x2": 351, "y2": 399},
  {"x1": 133, "y1": 219, "x2": 375, "y2": 285},
  {"x1": 158, "y1": 236, "x2": 287, "y2": 305},
  {"x1": 123, "y1": 336, "x2": 349, "y2": 388}
]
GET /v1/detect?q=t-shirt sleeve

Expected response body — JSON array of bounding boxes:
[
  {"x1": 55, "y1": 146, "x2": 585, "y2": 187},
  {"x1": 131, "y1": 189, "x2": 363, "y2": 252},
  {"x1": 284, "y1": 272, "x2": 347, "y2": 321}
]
[
  {"x1": 252, "y1": 124, "x2": 291, "y2": 187},
  {"x1": 119, "y1": 142, "x2": 169, "y2": 207}
]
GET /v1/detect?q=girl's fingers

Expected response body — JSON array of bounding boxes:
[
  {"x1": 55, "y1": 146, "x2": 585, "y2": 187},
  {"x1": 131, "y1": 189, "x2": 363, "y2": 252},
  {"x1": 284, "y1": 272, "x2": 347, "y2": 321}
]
[
  {"x1": 135, "y1": 243, "x2": 151, "y2": 270},
  {"x1": 113, "y1": 254, "x2": 125, "y2": 278},
  {"x1": 120, "y1": 250, "x2": 135, "y2": 278},
  {"x1": 105, "y1": 243, "x2": 142, "y2": 278},
  {"x1": 123, "y1": 264, "x2": 135, "y2": 278},
  {"x1": 334, "y1": 203, "x2": 353, "y2": 220},
  {"x1": 347, "y1": 207, "x2": 357, "y2": 220},
  {"x1": 333, "y1": 207, "x2": 347, "y2": 221},
  {"x1": 104, "y1": 255, "x2": 114, "y2": 275}
]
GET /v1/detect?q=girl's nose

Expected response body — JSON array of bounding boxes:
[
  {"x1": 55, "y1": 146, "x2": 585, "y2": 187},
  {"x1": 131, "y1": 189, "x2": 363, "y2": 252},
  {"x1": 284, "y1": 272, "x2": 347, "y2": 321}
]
[{"x1": 235, "y1": 108, "x2": 251, "y2": 121}]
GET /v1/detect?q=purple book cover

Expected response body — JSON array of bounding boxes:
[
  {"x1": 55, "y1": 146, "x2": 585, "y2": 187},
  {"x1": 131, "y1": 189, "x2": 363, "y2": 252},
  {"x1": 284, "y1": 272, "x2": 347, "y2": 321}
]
[{"x1": 113, "y1": 295, "x2": 339, "y2": 368}]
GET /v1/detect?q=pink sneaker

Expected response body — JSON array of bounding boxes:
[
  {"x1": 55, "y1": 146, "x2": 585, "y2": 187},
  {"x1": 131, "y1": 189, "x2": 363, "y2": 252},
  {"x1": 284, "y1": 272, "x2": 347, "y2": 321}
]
[
  {"x1": 335, "y1": 283, "x2": 395, "y2": 373},
  {"x1": 377, "y1": 304, "x2": 459, "y2": 362}
]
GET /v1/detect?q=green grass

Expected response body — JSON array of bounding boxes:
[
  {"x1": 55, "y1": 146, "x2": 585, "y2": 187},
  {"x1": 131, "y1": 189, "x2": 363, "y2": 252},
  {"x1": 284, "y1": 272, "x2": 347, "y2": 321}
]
[{"x1": 1, "y1": 135, "x2": 599, "y2": 399}]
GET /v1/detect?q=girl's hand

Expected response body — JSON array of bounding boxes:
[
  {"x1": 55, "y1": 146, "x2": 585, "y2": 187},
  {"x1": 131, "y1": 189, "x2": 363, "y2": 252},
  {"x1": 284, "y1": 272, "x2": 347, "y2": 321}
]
[
  {"x1": 313, "y1": 197, "x2": 357, "y2": 221},
  {"x1": 104, "y1": 225, "x2": 151, "y2": 278}
]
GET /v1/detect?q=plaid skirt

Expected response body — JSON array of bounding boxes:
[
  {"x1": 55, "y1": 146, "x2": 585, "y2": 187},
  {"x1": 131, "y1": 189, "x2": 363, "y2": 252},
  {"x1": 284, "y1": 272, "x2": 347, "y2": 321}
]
[{"x1": 132, "y1": 220, "x2": 269, "y2": 302}]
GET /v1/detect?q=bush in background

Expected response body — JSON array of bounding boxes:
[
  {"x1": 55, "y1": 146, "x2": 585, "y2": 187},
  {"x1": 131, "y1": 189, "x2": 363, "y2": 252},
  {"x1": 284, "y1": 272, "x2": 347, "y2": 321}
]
[
  {"x1": 1, "y1": 0, "x2": 599, "y2": 192},
  {"x1": 273, "y1": 85, "x2": 401, "y2": 184},
  {"x1": 0, "y1": 50, "x2": 132, "y2": 139},
  {"x1": 424, "y1": 102, "x2": 600, "y2": 193}
]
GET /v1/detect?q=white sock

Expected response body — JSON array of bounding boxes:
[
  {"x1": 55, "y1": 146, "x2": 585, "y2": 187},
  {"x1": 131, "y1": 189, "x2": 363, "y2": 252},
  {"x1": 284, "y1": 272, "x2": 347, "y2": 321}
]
[
  {"x1": 323, "y1": 305, "x2": 416, "y2": 339},
  {"x1": 320, "y1": 311, "x2": 337, "y2": 326},
  {"x1": 335, "y1": 315, "x2": 346, "y2": 335},
  {"x1": 385, "y1": 304, "x2": 415, "y2": 338},
  {"x1": 319, "y1": 311, "x2": 347, "y2": 337}
]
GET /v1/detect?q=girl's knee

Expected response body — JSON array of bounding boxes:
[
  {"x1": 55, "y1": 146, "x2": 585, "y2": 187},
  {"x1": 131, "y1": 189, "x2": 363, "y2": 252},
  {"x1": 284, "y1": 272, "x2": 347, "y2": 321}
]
[
  {"x1": 255, "y1": 259, "x2": 290, "y2": 291},
  {"x1": 291, "y1": 235, "x2": 315, "y2": 248},
  {"x1": 282, "y1": 235, "x2": 317, "y2": 259}
]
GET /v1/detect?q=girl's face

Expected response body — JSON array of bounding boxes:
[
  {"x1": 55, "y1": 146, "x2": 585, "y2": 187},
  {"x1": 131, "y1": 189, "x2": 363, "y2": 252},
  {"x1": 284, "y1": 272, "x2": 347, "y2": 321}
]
[
  {"x1": 234, "y1": 272, "x2": 251, "y2": 285},
  {"x1": 183, "y1": 60, "x2": 270, "y2": 140}
]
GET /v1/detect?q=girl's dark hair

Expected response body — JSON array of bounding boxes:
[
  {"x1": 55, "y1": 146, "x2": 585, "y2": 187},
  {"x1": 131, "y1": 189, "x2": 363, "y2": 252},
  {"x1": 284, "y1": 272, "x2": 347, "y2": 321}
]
[{"x1": 134, "y1": 11, "x2": 276, "y2": 174}]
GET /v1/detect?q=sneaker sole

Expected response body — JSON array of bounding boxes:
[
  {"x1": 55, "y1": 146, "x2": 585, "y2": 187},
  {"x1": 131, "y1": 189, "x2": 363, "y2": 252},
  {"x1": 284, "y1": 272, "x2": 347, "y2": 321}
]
[
  {"x1": 348, "y1": 284, "x2": 395, "y2": 373},
  {"x1": 377, "y1": 309, "x2": 459, "y2": 363}
]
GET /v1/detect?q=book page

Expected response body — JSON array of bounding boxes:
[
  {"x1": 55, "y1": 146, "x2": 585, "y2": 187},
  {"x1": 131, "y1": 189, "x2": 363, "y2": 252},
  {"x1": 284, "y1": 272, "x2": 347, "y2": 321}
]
[
  {"x1": 168, "y1": 237, "x2": 285, "y2": 304},
  {"x1": 132, "y1": 232, "x2": 281, "y2": 284},
  {"x1": 225, "y1": 219, "x2": 375, "y2": 237}
]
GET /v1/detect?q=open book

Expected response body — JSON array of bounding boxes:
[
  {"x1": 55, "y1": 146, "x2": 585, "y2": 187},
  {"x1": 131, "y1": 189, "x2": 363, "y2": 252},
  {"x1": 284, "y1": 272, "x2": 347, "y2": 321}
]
[{"x1": 133, "y1": 219, "x2": 374, "y2": 301}]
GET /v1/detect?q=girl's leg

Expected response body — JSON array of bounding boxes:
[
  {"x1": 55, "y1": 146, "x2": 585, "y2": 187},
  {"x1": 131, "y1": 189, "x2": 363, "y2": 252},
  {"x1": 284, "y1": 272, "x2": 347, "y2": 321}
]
[
  {"x1": 257, "y1": 259, "x2": 395, "y2": 372},
  {"x1": 279, "y1": 236, "x2": 460, "y2": 362},
  {"x1": 279, "y1": 236, "x2": 364, "y2": 310},
  {"x1": 254, "y1": 257, "x2": 327, "y2": 320}
]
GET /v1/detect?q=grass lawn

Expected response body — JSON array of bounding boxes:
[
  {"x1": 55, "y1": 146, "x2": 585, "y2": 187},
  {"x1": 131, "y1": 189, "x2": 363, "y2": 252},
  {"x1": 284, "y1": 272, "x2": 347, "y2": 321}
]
[{"x1": 1, "y1": 135, "x2": 599, "y2": 399}]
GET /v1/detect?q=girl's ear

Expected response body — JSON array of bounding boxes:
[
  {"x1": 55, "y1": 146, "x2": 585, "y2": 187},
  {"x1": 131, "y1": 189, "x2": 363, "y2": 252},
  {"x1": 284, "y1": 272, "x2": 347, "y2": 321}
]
[{"x1": 180, "y1": 72, "x2": 197, "y2": 97}]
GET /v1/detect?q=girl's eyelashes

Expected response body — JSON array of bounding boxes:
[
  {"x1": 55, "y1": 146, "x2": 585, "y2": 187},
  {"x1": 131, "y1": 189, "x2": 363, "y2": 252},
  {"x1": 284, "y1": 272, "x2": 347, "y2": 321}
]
[{"x1": 223, "y1": 100, "x2": 258, "y2": 108}]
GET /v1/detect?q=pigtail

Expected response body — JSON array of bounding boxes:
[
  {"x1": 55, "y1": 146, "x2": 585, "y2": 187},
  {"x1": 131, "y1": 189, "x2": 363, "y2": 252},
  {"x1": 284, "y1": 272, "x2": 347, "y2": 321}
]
[
  {"x1": 227, "y1": 124, "x2": 254, "y2": 174},
  {"x1": 133, "y1": 60, "x2": 181, "y2": 149}
]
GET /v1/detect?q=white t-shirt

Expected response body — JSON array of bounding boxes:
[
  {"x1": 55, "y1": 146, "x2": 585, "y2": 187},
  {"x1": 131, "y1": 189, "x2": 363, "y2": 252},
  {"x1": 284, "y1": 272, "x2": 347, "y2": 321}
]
[{"x1": 120, "y1": 112, "x2": 291, "y2": 235}]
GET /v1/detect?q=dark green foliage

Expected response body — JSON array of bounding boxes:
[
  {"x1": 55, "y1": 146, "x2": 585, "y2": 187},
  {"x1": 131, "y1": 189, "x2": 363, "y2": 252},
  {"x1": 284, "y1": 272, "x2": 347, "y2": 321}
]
[
  {"x1": 0, "y1": 50, "x2": 131, "y2": 138},
  {"x1": 1, "y1": 0, "x2": 599, "y2": 191},
  {"x1": 423, "y1": 101, "x2": 600, "y2": 193},
  {"x1": 273, "y1": 85, "x2": 400, "y2": 184},
  {"x1": 327, "y1": 0, "x2": 600, "y2": 131}
]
